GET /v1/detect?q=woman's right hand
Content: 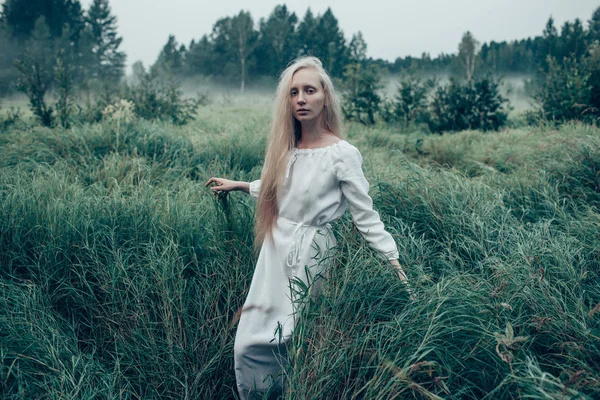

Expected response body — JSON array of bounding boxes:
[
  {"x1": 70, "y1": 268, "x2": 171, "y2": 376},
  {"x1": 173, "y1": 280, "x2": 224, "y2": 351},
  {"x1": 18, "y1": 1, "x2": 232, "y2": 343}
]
[{"x1": 205, "y1": 177, "x2": 238, "y2": 193}]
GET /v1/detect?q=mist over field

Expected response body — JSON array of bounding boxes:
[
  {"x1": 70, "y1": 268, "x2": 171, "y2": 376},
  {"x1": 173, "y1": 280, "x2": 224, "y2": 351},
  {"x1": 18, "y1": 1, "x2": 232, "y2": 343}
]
[{"x1": 1, "y1": 1, "x2": 600, "y2": 399}]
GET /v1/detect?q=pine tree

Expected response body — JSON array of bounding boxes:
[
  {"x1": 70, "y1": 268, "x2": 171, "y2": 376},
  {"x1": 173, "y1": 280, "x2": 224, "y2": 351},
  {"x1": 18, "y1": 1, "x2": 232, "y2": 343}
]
[{"x1": 86, "y1": 0, "x2": 126, "y2": 85}]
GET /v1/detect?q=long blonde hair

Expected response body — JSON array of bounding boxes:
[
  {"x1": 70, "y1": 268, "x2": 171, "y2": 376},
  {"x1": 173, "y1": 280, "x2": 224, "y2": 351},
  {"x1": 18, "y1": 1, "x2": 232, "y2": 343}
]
[{"x1": 254, "y1": 56, "x2": 343, "y2": 248}]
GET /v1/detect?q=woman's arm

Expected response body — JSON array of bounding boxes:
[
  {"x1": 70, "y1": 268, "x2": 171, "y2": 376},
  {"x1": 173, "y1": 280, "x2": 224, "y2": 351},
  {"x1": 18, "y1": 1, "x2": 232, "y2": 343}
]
[{"x1": 205, "y1": 178, "x2": 261, "y2": 198}]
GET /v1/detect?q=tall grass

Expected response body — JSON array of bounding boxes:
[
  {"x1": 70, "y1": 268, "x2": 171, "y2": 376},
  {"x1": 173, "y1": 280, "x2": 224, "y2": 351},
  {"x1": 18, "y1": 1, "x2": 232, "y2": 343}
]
[{"x1": 0, "y1": 110, "x2": 599, "y2": 398}]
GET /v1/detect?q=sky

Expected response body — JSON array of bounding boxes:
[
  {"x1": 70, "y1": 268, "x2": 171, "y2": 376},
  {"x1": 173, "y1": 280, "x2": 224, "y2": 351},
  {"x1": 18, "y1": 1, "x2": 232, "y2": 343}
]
[{"x1": 80, "y1": 0, "x2": 599, "y2": 72}]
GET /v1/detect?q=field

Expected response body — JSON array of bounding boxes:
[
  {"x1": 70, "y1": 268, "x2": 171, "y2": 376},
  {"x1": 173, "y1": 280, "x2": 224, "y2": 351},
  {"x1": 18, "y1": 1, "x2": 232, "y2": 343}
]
[{"x1": 1, "y1": 102, "x2": 599, "y2": 399}]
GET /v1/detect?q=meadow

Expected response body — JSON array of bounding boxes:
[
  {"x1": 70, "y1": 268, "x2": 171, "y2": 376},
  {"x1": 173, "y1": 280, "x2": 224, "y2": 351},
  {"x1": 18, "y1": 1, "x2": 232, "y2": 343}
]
[{"x1": 0, "y1": 99, "x2": 599, "y2": 399}]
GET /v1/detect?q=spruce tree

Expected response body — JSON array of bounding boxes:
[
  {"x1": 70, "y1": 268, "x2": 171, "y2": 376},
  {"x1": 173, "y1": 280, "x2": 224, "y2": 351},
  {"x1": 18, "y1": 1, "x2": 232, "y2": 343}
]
[
  {"x1": 86, "y1": 0, "x2": 126, "y2": 85},
  {"x1": 256, "y1": 5, "x2": 298, "y2": 76},
  {"x1": 315, "y1": 8, "x2": 347, "y2": 77},
  {"x1": 152, "y1": 35, "x2": 185, "y2": 78}
]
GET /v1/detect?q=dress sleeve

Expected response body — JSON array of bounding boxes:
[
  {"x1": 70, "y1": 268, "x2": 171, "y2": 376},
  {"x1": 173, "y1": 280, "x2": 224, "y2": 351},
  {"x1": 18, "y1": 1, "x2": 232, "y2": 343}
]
[
  {"x1": 248, "y1": 179, "x2": 261, "y2": 199},
  {"x1": 335, "y1": 144, "x2": 399, "y2": 260}
]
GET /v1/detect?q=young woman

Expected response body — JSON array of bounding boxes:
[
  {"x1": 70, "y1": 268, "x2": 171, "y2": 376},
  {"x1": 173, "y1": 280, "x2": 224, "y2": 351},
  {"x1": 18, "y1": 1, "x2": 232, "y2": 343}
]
[{"x1": 205, "y1": 56, "x2": 411, "y2": 399}]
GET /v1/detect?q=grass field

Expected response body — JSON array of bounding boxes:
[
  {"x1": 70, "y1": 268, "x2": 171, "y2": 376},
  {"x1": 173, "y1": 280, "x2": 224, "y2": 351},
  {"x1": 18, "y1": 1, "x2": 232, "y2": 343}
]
[{"x1": 0, "y1": 104, "x2": 599, "y2": 399}]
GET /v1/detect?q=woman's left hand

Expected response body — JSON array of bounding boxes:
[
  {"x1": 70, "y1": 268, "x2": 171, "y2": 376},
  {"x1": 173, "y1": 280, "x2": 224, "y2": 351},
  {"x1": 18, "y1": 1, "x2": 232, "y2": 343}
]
[{"x1": 390, "y1": 259, "x2": 416, "y2": 301}]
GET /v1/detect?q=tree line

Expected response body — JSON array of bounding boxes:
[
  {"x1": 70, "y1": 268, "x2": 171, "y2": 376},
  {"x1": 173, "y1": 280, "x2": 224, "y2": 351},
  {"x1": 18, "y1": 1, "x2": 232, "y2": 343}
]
[
  {"x1": 2, "y1": 1, "x2": 600, "y2": 95},
  {"x1": 150, "y1": 6, "x2": 600, "y2": 89}
]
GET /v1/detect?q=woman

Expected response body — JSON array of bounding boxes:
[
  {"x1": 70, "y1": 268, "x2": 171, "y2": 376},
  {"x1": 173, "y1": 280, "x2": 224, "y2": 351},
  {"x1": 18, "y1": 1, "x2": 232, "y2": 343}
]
[{"x1": 205, "y1": 56, "x2": 411, "y2": 399}]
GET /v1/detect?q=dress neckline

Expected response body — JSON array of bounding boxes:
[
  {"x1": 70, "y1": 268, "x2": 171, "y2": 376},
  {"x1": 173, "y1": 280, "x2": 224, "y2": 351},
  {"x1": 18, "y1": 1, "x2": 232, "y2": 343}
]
[{"x1": 293, "y1": 140, "x2": 346, "y2": 154}]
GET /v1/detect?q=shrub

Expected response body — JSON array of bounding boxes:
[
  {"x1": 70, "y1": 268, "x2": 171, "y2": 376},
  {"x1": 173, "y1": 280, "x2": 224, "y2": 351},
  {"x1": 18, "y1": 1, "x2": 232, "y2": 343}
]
[
  {"x1": 428, "y1": 77, "x2": 510, "y2": 133},
  {"x1": 123, "y1": 72, "x2": 207, "y2": 126},
  {"x1": 381, "y1": 74, "x2": 435, "y2": 128}
]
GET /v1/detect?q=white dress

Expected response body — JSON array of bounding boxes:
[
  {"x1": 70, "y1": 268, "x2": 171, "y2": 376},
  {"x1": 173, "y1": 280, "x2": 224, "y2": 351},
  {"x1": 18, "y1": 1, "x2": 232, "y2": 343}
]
[{"x1": 233, "y1": 140, "x2": 399, "y2": 399}]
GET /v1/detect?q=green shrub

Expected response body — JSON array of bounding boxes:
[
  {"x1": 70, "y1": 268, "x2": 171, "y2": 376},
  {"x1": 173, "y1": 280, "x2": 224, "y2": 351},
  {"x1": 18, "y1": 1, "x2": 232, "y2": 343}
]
[
  {"x1": 123, "y1": 72, "x2": 207, "y2": 126},
  {"x1": 381, "y1": 74, "x2": 435, "y2": 128},
  {"x1": 428, "y1": 77, "x2": 510, "y2": 133}
]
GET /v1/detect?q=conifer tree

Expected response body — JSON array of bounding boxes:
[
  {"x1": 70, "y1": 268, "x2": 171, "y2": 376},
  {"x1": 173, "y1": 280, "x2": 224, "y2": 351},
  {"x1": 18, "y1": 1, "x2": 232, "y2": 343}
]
[
  {"x1": 589, "y1": 7, "x2": 600, "y2": 43},
  {"x1": 1, "y1": 0, "x2": 84, "y2": 40},
  {"x1": 152, "y1": 35, "x2": 185, "y2": 77},
  {"x1": 86, "y1": 0, "x2": 126, "y2": 85},
  {"x1": 256, "y1": 5, "x2": 297, "y2": 76}
]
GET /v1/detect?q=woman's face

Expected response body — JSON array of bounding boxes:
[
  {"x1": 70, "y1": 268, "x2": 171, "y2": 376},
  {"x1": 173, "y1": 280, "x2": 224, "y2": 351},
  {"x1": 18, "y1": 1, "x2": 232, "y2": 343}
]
[{"x1": 289, "y1": 68, "x2": 325, "y2": 123}]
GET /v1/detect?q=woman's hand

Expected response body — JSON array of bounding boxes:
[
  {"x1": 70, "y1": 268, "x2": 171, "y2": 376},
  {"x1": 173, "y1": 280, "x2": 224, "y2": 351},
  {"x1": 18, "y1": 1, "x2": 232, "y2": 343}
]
[
  {"x1": 390, "y1": 259, "x2": 416, "y2": 301},
  {"x1": 205, "y1": 177, "x2": 238, "y2": 193}
]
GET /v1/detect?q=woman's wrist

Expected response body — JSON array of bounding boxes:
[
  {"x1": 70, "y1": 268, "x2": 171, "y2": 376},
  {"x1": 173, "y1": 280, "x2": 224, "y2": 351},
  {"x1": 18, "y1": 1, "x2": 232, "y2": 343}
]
[{"x1": 389, "y1": 259, "x2": 408, "y2": 281}]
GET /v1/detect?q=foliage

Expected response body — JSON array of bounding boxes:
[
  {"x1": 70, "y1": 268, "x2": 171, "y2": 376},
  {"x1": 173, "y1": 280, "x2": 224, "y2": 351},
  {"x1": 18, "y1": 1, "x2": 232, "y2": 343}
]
[
  {"x1": 54, "y1": 53, "x2": 76, "y2": 128},
  {"x1": 86, "y1": 0, "x2": 126, "y2": 86},
  {"x1": 122, "y1": 72, "x2": 207, "y2": 125},
  {"x1": 255, "y1": 5, "x2": 298, "y2": 77},
  {"x1": 533, "y1": 47, "x2": 600, "y2": 123},
  {"x1": 1, "y1": 0, "x2": 84, "y2": 39},
  {"x1": 381, "y1": 74, "x2": 435, "y2": 128},
  {"x1": 0, "y1": 0, "x2": 123, "y2": 95},
  {"x1": 428, "y1": 77, "x2": 510, "y2": 133},
  {"x1": 457, "y1": 31, "x2": 480, "y2": 81},
  {"x1": 14, "y1": 56, "x2": 54, "y2": 127},
  {"x1": 341, "y1": 63, "x2": 382, "y2": 125}
]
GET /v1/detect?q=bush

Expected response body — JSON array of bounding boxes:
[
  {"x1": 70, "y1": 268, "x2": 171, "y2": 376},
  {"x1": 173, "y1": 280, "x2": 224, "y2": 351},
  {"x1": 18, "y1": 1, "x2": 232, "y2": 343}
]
[
  {"x1": 381, "y1": 74, "x2": 435, "y2": 128},
  {"x1": 122, "y1": 72, "x2": 207, "y2": 126},
  {"x1": 428, "y1": 77, "x2": 510, "y2": 133}
]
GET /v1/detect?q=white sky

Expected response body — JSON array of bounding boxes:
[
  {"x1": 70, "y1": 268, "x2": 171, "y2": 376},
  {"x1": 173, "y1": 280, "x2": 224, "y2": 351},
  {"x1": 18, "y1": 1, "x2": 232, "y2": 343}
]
[{"x1": 79, "y1": 0, "x2": 599, "y2": 72}]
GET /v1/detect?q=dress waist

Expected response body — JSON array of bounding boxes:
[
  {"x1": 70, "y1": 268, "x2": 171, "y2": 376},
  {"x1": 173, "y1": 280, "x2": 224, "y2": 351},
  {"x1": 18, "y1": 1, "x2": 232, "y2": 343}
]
[{"x1": 276, "y1": 216, "x2": 333, "y2": 268}]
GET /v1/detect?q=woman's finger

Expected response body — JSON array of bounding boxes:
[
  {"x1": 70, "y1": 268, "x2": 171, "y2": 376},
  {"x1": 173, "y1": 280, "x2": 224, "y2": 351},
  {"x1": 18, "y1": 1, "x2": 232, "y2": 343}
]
[{"x1": 205, "y1": 177, "x2": 216, "y2": 187}]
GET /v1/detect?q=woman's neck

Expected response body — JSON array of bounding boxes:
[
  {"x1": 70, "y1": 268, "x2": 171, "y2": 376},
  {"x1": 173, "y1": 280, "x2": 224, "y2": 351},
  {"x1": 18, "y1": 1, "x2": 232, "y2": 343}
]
[{"x1": 298, "y1": 117, "x2": 328, "y2": 146}]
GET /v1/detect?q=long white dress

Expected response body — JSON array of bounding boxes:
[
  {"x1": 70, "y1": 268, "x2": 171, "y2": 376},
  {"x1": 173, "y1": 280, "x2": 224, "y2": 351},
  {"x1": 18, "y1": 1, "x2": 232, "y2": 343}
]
[{"x1": 233, "y1": 140, "x2": 399, "y2": 399}]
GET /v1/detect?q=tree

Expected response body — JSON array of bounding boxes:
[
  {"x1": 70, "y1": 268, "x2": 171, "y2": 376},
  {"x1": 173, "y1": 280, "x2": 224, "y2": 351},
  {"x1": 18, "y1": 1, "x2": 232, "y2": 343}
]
[
  {"x1": 1, "y1": 0, "x2": 84, "y2": 40},
  {"x1": 0, "y1": 20, "x2": 20, "y2": 94},
  {"x1": 348, "y1": 31, "x2": 367, "y2": 63},
  {"x1": 185, "y1": 35, "x2": 215, "y2": 77},
  {"x1": 152, "y1": 35, "x2": 185, "y2": 77},
  {"x1": 559, "y1": 18, "x2": 588, "y2": 63},
  {"x1": 230, "y1": 11, "x2": 257, "y2": 93},
  {"x1": 256, "y1": 5, "x2": 298, "y2": 76},
  {"x1": 296, "y1": 8, "x2": 319, "y2": 58},
  {"x1": 86, "y1": 0, "x2": 126, "y2": 85},
  {"x1": 589, "y1": 6, "x2": 600, "y2": 44},
  {"x1": 458, "y1": 31, "x2": 480, "y2": 81},
  {"x1": 315, "y1": 8, "x2": 347, "y2": 77}
]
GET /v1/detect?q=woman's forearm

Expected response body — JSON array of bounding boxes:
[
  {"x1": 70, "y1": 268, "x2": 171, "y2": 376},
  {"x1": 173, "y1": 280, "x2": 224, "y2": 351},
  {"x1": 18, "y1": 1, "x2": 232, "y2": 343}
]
[{"x1": 237, "y1": 181, "x2": 250, "y2": 194}]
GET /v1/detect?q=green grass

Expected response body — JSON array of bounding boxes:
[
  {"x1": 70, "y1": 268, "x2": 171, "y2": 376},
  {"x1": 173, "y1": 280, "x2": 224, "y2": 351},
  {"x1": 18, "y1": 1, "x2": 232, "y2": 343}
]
[{"x1": 0, "y1": 107, "x2": 599, "y2": 399}]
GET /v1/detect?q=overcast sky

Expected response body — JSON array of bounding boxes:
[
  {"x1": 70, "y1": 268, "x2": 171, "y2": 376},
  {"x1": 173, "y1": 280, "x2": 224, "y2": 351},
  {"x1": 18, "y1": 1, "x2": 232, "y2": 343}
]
[{"x1": 79, "y1": 0, "x2": 599, "y2": 72}]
